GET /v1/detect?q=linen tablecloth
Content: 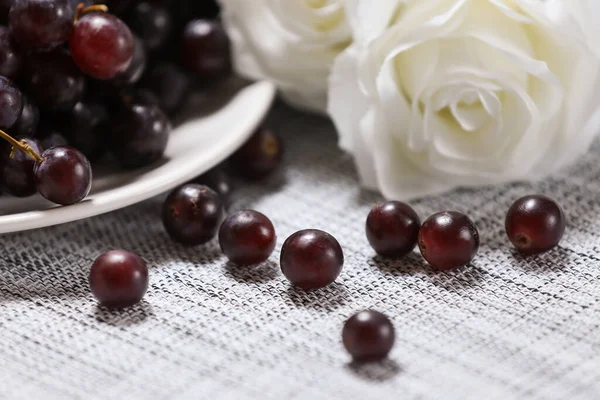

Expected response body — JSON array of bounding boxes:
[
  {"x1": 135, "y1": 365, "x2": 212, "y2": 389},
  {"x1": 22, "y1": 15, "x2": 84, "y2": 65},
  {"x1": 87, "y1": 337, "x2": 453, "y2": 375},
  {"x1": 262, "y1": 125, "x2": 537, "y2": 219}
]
[{"x1": 1, "y1": 102, "x2": 599, "y2": 400}]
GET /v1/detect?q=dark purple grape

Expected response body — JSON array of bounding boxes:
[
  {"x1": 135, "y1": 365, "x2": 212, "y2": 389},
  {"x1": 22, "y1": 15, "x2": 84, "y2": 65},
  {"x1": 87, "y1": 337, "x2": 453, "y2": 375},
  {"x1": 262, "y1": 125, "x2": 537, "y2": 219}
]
[
  {"x1": 1, "y1": 137, "x2": 42, "y2": 197},
  {"x1": 192, "y1": 167, "x2": 232, "y2": 203},
  {"x1": 418, "y1": 211, "x2": 479, "y2": 271},
  {"x1": 342, "y1": 310, "x2": 395, "y2": 362},
  {"x1": 162, "y1": 184, "x2": 223, "y2": 245},
  {"x1": 114, "y1": 34, "x2": 145, "y2": 85},
  {"x1": 126, "y1": 1, "x2": 171, "y2": 51},
  {"x1": 10, "y1": 94, "x2": 38, "y2": 137},
  {"x1": 70, "y1": 12, "x2": 134, "y2": 80},
  {"x1": 25, "y1": 49, "x2": 85, "y2": 111},
  {"x1": 219, "y1": 210, "x2": 276, "y2": 266},
  {"x1": 0, "y1": 26, "x2": 21, "y2": 80},
  {"x1": 38, "y1": 128, "x2": 68, "y2": 149},
  {"x1": 140, "y1": 63, "x2": 190, "y2": 115},
  {"x1": 505, "y1": 195, "x2": 566, "y2": 255},
  {"x1": 111, "y1": 103, "x2": 170, "y2": 168},
  {"x1": 230, "y1": 127, "x2": 283, "y2": 180},
  {"x1": 9, "y1": 0, "x2": 73, "y2": 48},
  {"x1": 34, "y1": 145, "x2": 91, "y2": 205},
  {"x1": 0, "y1": 75, "x2": 22, "y2": 129},
  {"x1": 56, "y1": 101, "x2": 108, "y2": 162},
  {"x1": 89, "y1": 250, "x2": 148, "y2": 309},
  {"x1": 366, "y1": 201, "x2": 420, "y2": 258},
  {"x1": 280, "y1": 229, "x2": 344, "y2": 290},
  {"x1": 182, "y1": 19, "x2": 230, "y2": 79}
]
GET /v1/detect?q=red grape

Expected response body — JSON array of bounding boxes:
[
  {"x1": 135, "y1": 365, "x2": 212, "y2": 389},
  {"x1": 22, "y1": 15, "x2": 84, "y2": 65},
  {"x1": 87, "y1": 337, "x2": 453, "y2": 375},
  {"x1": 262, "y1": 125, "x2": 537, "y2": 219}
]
[
  {"x1": 70, "y1": 11, "x2": 134, "y2": 79},
  {"x1": 182, "y1": 19, "x2": 230, "y2": 79},
  {"x1": 34, "y1": 145, "x2": 92, "y2": 205},
  {"x1": 89, "y1": 250, "x2": 148, "y2": 309},
  {"x1": 0, "y1": 75, "x2": 22, "y2": 129}
]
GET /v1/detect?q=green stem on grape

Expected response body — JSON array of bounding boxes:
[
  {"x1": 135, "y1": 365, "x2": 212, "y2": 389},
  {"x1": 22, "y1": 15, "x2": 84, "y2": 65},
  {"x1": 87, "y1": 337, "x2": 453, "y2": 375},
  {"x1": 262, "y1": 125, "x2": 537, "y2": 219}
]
[
  {"x1": 74, "y1": 3, "x2": 109, "y2": 24},
  {"x1": 0, "y1": 129, "x2": 43, "y2": 163}
]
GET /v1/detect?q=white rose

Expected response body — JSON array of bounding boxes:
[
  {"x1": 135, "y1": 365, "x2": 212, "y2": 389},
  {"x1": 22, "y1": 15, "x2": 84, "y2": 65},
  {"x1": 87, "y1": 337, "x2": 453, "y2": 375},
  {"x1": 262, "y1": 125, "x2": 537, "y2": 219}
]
[
  {"x1": 328, "y1": 0, "x2": 600, "y2": 200},
  {"x1": 220, "y1": 0, "x2": 351, "y2": 113}
]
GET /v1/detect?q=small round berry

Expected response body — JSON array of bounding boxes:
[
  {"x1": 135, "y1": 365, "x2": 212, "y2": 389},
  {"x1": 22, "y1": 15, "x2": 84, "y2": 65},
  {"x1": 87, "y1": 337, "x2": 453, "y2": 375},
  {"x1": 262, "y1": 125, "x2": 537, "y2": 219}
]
[
  {"x1": 280, "y1": 229, "x2": 343, "y2": 290},
  {"x1": 140, "y1": 63, "x2": 190, "y2": 115},
  {"x1": 505, "y1": 194, "x2": 566, "y2": 255},
  {"x1": 162, "y1": 184, "x2": 223, "y2": 245},
  {"x1": 34, "y1": 146, "x2": 92, "y2": 205},
  {"x1": 181, "y1": 19, "x2": 230, "y2": 79},
  {"x1": 11, "y1": 95, "x2": 39, "y2": 137},
  {"x1": 230, "y1": 127, "x2": 283, "y2": 180},
  {"x1": 89, "y1": 250, "x2": 149, "y2": 309},
  {"x1": 70, "y1": 12, "x2": 134, "y2": 80},
  {"x1": 0, "y1": 76, "x2": 22, "y2": 129},
  {"x1": 126, "y1": 1, "x2": 171, "y2": 51},
  {"x1": 219, "y1": 210, "x2": 276, "y2": 266},
  {"x1": 342, "y1": 310, "x2": 395, "y2": 362},
  {"x1": 111, "y1": 103, "x2": 170, "y2": 169},
  {"x1": 9, "y1": 0, "x2": 74, "y2": 48},
  {"x1": 366, "y1": 201, "x2": 420, "y2": 258},
  {"x1": 418, "y1": 211, "x2": 479, "y2": 271},
  {"x1": 25, "y1": 48, "x2": 85, "y2": 112}
]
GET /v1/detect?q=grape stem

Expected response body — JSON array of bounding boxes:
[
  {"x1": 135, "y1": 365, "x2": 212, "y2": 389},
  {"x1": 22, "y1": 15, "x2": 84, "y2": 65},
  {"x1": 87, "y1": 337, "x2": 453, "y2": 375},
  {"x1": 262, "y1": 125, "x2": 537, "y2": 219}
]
[
  {"x1": 0, "y1": 129, "x2": 43, "y2": 163},
  {"x1": 74, "y1": 3, "x2": 109, "y2": 24}
]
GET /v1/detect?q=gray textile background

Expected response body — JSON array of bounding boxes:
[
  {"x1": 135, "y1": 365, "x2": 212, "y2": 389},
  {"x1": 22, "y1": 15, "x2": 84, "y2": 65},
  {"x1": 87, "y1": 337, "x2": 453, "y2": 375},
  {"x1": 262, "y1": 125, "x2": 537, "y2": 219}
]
[{"x1": 1, "y1": 102, "x2": 599, "y2": 400}]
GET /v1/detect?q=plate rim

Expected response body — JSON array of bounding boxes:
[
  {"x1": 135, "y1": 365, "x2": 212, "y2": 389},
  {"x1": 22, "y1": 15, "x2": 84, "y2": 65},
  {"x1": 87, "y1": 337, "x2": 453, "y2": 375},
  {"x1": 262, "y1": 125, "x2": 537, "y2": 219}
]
[{"x1": 0, "y1": 81, "x2": 277, "y2": 234}]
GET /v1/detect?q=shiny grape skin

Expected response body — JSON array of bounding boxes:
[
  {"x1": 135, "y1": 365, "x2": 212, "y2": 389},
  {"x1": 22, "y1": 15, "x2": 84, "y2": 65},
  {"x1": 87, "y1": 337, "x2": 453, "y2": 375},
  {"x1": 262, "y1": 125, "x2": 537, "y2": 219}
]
[
  {"x1": 505, "y1": 195, "x2": 566, "y2": 255},
  {"x1": 1, "y1": 138, "x2": 42, "y2": 197},
  {"x1": 126, "y1": 1, "x2": 171, "y2": 51},
  {"x1": 34, "y1": 145, "x2": 91, "y2": 205},
  {"x1": 70, "y1": 12, "x2": 134, "y2": 80},
  {"x1": 114, "y1": 34, "x2": 145, "y2": 85},
  {"x1": 366, "y1": 201, "x2": 421, "y2": 258},
  {"x1": 111, "y1": 103, "x2": 170, "y2": 169},
  {"x1": 418, "y1": 211, "x2": 480, "y2": 271},
  {"x1": 10, "y1": 94, "x2": 38, "y2": 137},
  {"x1": 182, "y1": 19, "x2": 230, "y2": 79},
  {"x1": 25, "y1": 49, "x2": 85, "y2": 112},
  {"x1": 9, "y1": 0, "x2": 73, "y2": 48},
  {"x1": 56, "y1": 101, "x2": 109, "y2": 162},
  {"x1": 162, "y1": 184, "x2": 223, "y2": 246},
  {"x1": 280, "y1": 229, "x2": 344, "y2": 290},
  {"x1": 140, "y1": 63, "x2": 190, "y2": 115},
  {"x1": 89, "y1": 250, "x2": 148, "y2": 309},
  {"x1": 342, "y1": 311, "x2": 395, "y2": 362},
  {"x1": 0, "y1": 75, "x2": 22, "y2": 129},
  {"x1": 0, "y1": 26, "x2": 21, "y2": 80},
  {"x1": 219, "y1": 210, "x2": 276, "y2": 266}
]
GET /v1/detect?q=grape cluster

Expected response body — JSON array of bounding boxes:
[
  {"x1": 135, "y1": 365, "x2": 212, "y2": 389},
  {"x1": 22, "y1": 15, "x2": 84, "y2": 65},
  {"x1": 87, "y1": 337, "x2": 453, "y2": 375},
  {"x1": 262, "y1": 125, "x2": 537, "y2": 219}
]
[{"x1": 0, "y1": 0, "x2": 229, "y2": 205}]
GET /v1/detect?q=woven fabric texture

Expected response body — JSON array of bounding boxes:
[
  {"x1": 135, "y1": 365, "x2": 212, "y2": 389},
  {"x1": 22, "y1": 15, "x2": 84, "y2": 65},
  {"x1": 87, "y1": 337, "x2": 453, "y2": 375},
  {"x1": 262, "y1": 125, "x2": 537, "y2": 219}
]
[{"x1": 1, "y1": 103, "x2": 599, "y2": 400}]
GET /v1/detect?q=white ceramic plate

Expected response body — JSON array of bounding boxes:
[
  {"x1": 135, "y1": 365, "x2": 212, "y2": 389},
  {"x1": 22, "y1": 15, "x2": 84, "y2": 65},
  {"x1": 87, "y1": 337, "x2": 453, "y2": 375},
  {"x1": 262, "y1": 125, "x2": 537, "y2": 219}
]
[{"x1": 0, "y1": 80, "x2": 276, "y2": 234}]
